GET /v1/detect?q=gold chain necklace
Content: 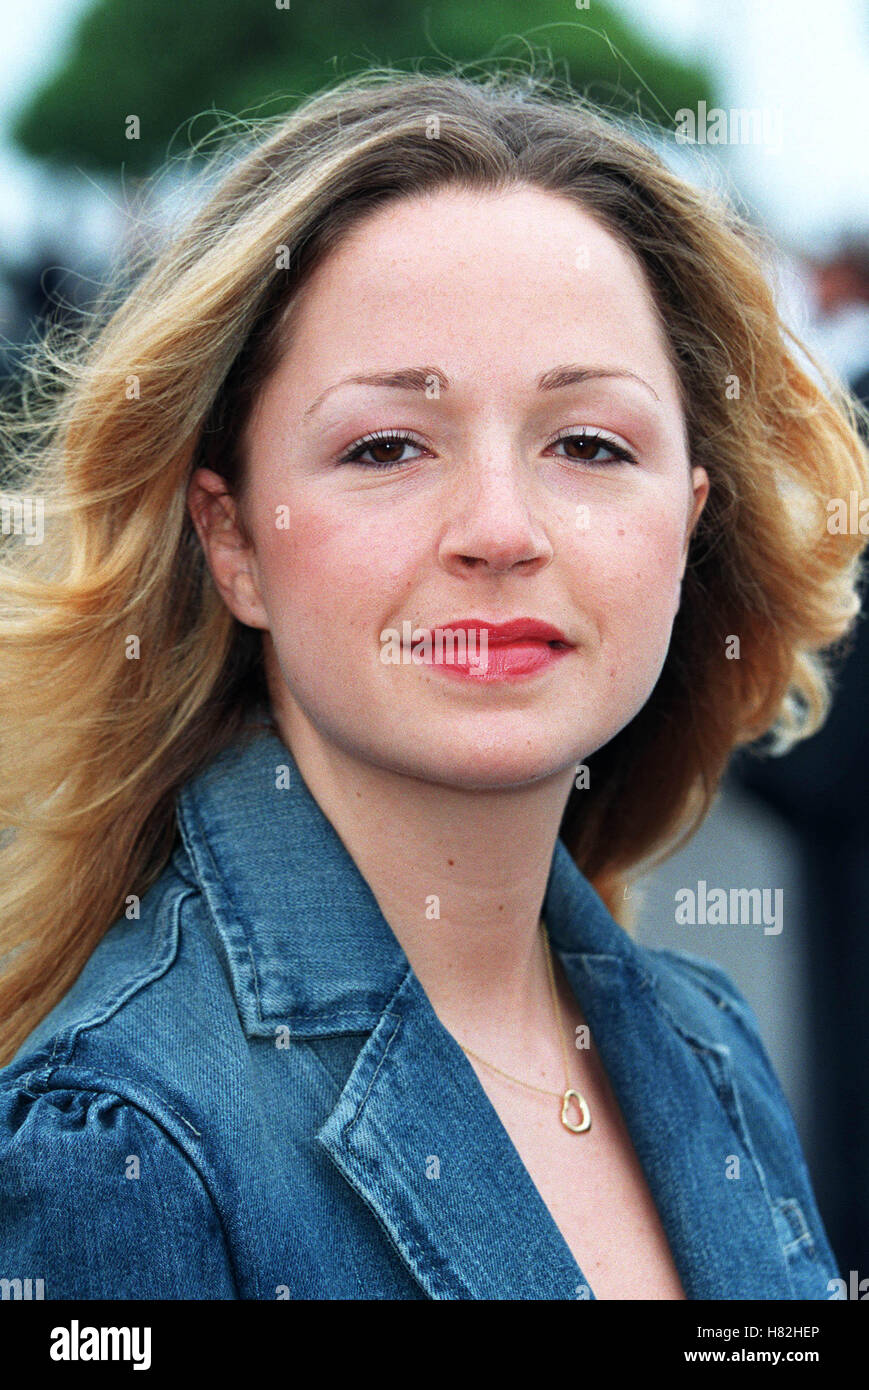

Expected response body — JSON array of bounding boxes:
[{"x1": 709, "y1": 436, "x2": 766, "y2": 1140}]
[{"x1": 456, "y1": 920, "x2": 592, "y2": 1134}]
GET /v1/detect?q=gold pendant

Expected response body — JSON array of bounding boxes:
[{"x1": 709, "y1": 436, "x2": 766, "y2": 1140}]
[{"x1": 561, "y1": 1088, "x2": 591, "y2": 1133}]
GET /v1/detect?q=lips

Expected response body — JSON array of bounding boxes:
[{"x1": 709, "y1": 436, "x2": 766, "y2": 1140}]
[
  {"x1": 439, "y1": 618, "x2": 571, "y2": 647},
  {"x1": 417, "y1": 616, "x2": 574, "y2": 680}
]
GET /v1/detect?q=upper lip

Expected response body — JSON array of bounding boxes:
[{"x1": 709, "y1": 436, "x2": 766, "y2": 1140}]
[{"x1": 434, "y1": 617, "x2": 571, "y2": 645}]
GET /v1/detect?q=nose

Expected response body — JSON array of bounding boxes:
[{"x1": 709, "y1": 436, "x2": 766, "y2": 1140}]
[{"x1": 438, "y1": 441, "x2": 554, "y2": 577}]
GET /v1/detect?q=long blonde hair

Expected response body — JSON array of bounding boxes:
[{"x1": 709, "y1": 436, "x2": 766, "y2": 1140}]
[{"x1": 2, "y1": 63, "x2": 867, "y2": 1065}]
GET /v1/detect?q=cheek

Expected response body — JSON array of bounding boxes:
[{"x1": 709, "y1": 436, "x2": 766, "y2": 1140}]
[
  {"x1": 580, "y1": 511, "x2": 687, "y2": 672},
  {"x1": 251, "y1": 493, "x2": 416, "y2": 634},
  {"x1": 621, "y1": 516, "x2": 685, "y2": 602}
]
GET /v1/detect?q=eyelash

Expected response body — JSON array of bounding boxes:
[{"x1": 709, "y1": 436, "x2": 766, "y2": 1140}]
[{"x1": 336, "y1": 426, "x2": 637, "y2": 470}]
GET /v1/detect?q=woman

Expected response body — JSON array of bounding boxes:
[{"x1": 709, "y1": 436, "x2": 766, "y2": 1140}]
[{"x1": 0, "y1": 66, "x2": 866, "y2": 1301}]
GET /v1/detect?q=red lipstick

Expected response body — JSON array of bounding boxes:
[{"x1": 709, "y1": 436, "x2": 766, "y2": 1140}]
[{"x1": 419, "y1": 617, "x2": 573, "y2": 682}]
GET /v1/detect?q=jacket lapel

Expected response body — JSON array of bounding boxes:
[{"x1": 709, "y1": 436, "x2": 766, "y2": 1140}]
[
  {"x1": 544, "y1": 839, "x2": 796, "y2": 1299},
  {"x1": 317, "y1": 965, "x2": 590, "y2": 1300},
  {"x1": 181, "y1": 728, "x2": 797, "y2": 1300},
  {"x1": 557, "y1": 949, "x2": 796, "y2": 1299},
  {"x1": 319, "y1": 840, "x2": 798, "y2": 1301}
]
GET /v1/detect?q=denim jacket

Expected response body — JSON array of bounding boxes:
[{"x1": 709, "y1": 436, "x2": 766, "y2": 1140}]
[{"x1": 0, "y1": 723, "x2": 839, "y2": 1299}]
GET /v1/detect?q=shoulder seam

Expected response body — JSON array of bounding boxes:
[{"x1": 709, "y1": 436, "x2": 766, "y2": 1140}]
[
  {"x1": 40, "y1": 878, "x2": 197, "y2": 1086},
  {"x1": 651, "y1": 946, "x2": 749, "y2": 1020},
  {"x1": 0, "y1": 1078, "x2": 242, "y2": 1298}
]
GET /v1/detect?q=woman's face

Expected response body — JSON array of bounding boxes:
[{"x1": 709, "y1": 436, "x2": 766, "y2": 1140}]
[{"x1": 195, "y1": 183, "x2": 708, "y2": 789}]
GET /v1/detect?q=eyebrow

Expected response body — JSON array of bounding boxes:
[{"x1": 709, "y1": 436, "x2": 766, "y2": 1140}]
[{"x1": 302, "y1": 363, "x2": 660, "y2": 418}]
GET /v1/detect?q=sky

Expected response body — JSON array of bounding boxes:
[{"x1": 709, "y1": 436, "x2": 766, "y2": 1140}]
[
  {"x1": 0, "y1": 0, "x2": 110, "y2": 262},
  {"x1": 0, "y1": 0, "x2": 866, "y2": 259},
  {"x1": 616, "y1": 0, "x2": 869, "y2": 254}
]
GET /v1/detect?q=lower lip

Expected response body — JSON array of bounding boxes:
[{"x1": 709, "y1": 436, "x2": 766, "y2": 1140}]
[{"x1": 420, "y1": 640, "x2": 572, "y2": 682}]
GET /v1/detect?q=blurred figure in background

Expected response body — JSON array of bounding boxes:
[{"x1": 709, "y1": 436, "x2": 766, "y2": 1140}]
[{"x1": 734, "y1": 235, "x2": 869, "y2": 1276}]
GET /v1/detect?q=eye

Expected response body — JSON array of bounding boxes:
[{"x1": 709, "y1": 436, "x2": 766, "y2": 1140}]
[
  {"x1": 336, "y1": 426, "x2": 637, "y2": 470},
  {"x1": 546, "y1": 429, "x2": 637, "y2": 466},
  {"x1": 337, "y1": 429, "x2": 428, "y2": 469}
]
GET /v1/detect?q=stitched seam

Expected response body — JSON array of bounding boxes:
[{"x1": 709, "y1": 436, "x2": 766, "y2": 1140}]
[
  {"x1": 270, "y1": 1008, "x2": 393, "y2": 1031},
  {"x1": 605, "y1": 950, "x2": 801, "y2": 1290},
  {"x1": 714, "y1": 1063, "x2": 800, "y2": 1295},
  {"x1": 298, "y1": 1037, "x2": 392, "y2": 1301},
  {"x1": 39, "y1": 882, "x2": 193, "y2": 1087},
  {"x1": 177, "y1": 794, "x2": 268, "y2": 1025},
  {"x1": 246, "y1": 942, "x2": 265, "y2": 1021},
  {"x1": 775, "y1": 1197, "x2": 816, "y2": 1257},
  {"x1": 6, "y1": 1081, "x2": 241, "y2": 1298},
  {"x1": 343, "y1": 1011, "x2": 403, "y2": 1140},
  {"x1": 655, "y1": 949, "x2": 751, "y2": 1026},
  {"x1": 645, "y1": 973, "x2": 724, "y2": 1052},
  {"x1": 329, "y1": 968, "x2": 471, "y2": 1299},
  {"x1": 328, "y1": 1152, "x2": 458, "y2": 1299}
]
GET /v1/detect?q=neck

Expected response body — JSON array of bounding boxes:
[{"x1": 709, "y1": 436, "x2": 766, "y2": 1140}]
[{"x1": 280, "y1": 714, "x2": 577, "y2": 1056}]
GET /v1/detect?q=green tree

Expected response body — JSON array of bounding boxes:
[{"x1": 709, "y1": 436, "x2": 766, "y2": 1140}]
[{"x1": 12, "y1": 0, "x2": 715, "y2": 175}]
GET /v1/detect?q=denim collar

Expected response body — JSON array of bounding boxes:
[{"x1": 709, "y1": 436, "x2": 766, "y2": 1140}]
[
  {"x1": 175, "y1": 722, "x2": 800, "y2": 1299},
  {"x1": 175, "y1": 720, "x2": 640, "y2": 1038}
]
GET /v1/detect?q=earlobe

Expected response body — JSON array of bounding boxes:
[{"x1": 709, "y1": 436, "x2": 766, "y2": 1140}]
[{"x1": 186, "y1": 468, "x2": 270, "y2": 631}]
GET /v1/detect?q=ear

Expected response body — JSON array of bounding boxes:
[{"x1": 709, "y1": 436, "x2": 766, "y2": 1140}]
[
  {"x1": 187, "y1": 468, "x2": 270, "y2": 630},
  {"x1": 679, "y1": 465, "x2": 709, "y2": 580}
]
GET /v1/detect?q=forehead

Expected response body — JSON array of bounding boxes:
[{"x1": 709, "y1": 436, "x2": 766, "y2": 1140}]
[{"x1": 263, "y1": 183, "x2": 682, "y2": 416}]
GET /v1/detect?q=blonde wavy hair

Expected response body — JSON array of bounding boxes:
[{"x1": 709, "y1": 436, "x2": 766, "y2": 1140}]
[{"x1": 1, "y1": 63, "x2": 867, "y2": 1066}]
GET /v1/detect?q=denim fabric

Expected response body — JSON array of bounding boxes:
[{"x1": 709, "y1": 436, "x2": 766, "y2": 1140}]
[{"x1": 0, "y1": 722, "x2": 840, "y2": 1299}]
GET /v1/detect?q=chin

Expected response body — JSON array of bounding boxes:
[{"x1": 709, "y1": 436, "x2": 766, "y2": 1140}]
[{"x1": 371, "y1": 736, "x2": 579, "y2": 791}]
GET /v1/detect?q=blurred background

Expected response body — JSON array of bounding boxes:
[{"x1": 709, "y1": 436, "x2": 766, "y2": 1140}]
[{"x1": 1, "y1": 0, "x2": 866, "y2": 1283}]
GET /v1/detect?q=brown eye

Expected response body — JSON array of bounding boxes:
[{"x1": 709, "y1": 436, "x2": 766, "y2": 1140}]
[
  {"x1": 339, "y1": 430, "x2": 426, "y2": 469},
  {"x1": 366, "y1": 438, "x2": 406, "y2": 465},
  {"x1": 551, "y1": 432, "x2": 635, "y2": 465},
  {"x1": 565, "y1": 437, "x2": 603, "y2": 460}
]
